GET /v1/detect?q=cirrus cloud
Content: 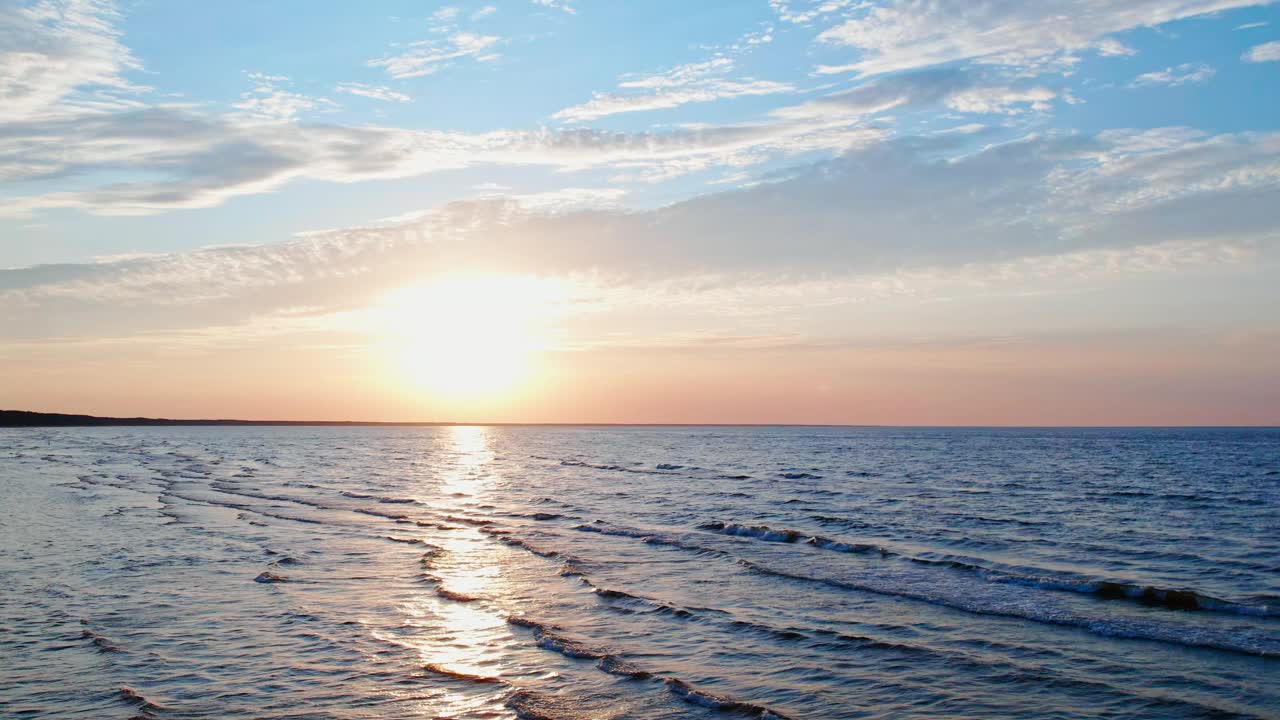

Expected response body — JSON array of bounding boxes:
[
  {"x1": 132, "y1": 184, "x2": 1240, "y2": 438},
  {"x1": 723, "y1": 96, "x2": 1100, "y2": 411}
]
[
  {"x1": 815, "y1": 0, "x2": 1271, "y2": 76},
  {"x1": 554, "y1": 58, "x2": 796, "y2": 122}
]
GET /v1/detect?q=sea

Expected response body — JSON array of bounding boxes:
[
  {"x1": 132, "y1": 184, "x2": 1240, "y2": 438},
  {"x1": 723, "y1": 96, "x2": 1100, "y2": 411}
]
[{"x1": 1, "y1": 426, "x2": 1277, "y2": 719}]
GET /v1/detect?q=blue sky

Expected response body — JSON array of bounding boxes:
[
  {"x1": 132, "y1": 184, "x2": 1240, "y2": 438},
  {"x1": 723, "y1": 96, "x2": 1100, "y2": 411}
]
[
  {"x1": 1, "y1": 0, "x2": 1279, "y2": 423},
  {"x1": 4, "y1": 0, "x2": 1278, "y2": 265}
]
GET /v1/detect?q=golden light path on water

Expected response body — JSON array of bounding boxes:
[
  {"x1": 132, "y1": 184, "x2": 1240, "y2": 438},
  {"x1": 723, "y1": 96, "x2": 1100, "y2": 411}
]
[{"x1": 378, "y1": 426, "x2": 523, "y2": 718}]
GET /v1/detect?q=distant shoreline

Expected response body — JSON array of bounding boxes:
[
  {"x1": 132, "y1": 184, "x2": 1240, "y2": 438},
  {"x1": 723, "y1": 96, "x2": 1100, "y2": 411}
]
[
  {"x1": 2, "y1": 410, "x2": 1275, "y2": 429},
  {"x1": 0, "y1": 410, "x2": 861, "y2": 428},
  {"x1": 0, "y1": 410, "x2": 456, "y2": 427}
]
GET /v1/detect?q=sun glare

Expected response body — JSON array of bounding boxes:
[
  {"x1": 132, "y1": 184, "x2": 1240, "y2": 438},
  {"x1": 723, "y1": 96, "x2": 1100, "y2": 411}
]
[{"x1": 379, "y1": 274, "x2": 562, "y2": 401}]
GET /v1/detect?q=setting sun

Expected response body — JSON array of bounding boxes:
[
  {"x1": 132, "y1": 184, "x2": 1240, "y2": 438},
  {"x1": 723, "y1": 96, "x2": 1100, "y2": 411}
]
[{"x1": 377, "y1": 274, "x2": 564, "y2": 401}]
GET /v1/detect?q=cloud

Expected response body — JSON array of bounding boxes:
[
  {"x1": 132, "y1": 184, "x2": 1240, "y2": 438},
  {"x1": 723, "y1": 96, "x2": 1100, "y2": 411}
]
[
  {"x1": 774, "y1": 69, "x2": 1056, "y2": 120},
  {"x1": 531, "y1": 0, "x2": 575, "y2": 15},
  {"x1": 369, "y1": 32, "x2": 501, "y2": 78},
  {"x1": 0, "y1": 98, "x2": 897, "y2": 216},
  {"x1": 815, "y1": 0, "x2": 1270, "y2": 76},
  {"x1": 233, "y1": 73, "x2": 339, "y2": 122},
  {"x1": 943, "y1": 85, "x2": 1056, "y2": 114},
  {"x1": 1129, "y1": 63, "x2": 1216, "y2": 87},
  {"x1": 0, "y1": 0, "x2": 143, "y2": 121},
  {"x1": 769, "y1": 0, "x2": 858, "y2": 25},
  {"x1": 1243, "y1": 40, "x2": 1280, "y2": 62},
  {"x1": 432, "y1": 6, "x2": 461, "y2": 22},
  {"x1": 774, "y1": 69, "x2": 971, "y2": 120},
  {"x1": 554, "y1": 58, "x2": 795, "y2": 122},
  {"x1": 4, "y1": 126, "x2": 1276, "y2": 341},
  {"x1": 334, "y1": 82, "x2": 411, "y2": 103}
]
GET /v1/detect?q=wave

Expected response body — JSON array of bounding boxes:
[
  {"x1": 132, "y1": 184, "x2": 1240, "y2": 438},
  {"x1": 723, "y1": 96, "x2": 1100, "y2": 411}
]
[
  {"x1": 351, "y1": 507, "x2": 412, "y2": 522},
  {"x1": 575, "y1": 572, "x2": 930, "y2": 654},
  {"x1": 419, "y1": 545, "x2": 444, "y2": 569},
  {"x1": 508, "y1": 615, "x2": 556, "y2": 631},
  {"x1": 574, "y1": 579, "x2": 1269, "y2": 716},
  {"x1": 734, "y1": 557, "x2": 1280, "y2": 658},
  {"x1": 445, "y1": 514, "x2": 495, "y2": 526},
  {"x1": 484, "y1": 529, "x2": 584, "y2": 566},
  {"x1": 414, "y1": 520, "x2": 459, "y2": 530},
  {"x1": 530, "y1": 496, "x2": 580, "y2": 508},
  {"x1": 808, "y1": 514, "x2": 873, "y2": 530},
  {"x1": 665, "y1": 679, "x2": 795, "y2": 719},
  {"x1": 559, "y1": 459, "x2": 679, "y2": 476},
  {"x1": 572, "y1": 522, "x2": 733, "y2": 559},
  {"x1": 118, "y1": 686, "x2": 163, "y2": 718},
  {"x1": 382, "y1": 535, "x2": 428, "y2": 544},
  {"x1": 994, "y1": 576, "x2": 1278, "y2": 616},
  {"x1": 435, "y1": 587, "x2": 480, "y2": 602},
  {"x1": 265, "y1": 552, "x2": 301, "y2": 566},
  {"x1": 699, "y1": 521, "x2": 1277, "y2": 617},
  {"x1": 507, "y1": 616, "x2": 609, "y2": 661},
  {"x1": 161, "y1": 491, "x2": 315, "y2": 527},
  {"x1": 538, "y1": 632, "x2": 605, "y2": 659},
  {"x1": 81, "y1": 627, "x2": 122, "y2": 653},
  {"x1": 559, "y1": 562, "x2": 588, "y2": 577},
  {"x1": 566, "y1": 518, "x2": 1277, "y2": 657},
  {"x1": 507, "y1": 616, "x2": 792, "y2": 717},
  {"x1": 207, "y1": 483, "x2": 333, "y2": 511},
  {"x1": 596, "y1": 654, "x2": 653, "y2": 679},
  {"x1": 590, "y1": 586, "x2": 695, "y2": 619},
  {"x1": 507, "y1": 511, "x2": 578, "y2": 521},
  {"x1": 422, "y1": 662, "x2": 502, "y2": 684},
  {"x1": 506, "y1": 689, "x2": 616, "y2": 720},
  {"x1": 341, "y1": 490, "x2": 418, "y2": 504}
]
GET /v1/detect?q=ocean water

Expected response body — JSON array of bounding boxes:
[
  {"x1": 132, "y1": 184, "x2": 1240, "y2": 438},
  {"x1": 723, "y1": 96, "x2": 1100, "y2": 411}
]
[{"x1": 1, "y1": 426, "x2": 1277, "y2": 720}]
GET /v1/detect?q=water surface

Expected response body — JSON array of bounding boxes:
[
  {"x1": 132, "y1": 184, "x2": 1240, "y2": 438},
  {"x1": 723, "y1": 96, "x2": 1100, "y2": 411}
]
[{"x1": 1, "y1": 426, "x2": 1277, "y2": 718}]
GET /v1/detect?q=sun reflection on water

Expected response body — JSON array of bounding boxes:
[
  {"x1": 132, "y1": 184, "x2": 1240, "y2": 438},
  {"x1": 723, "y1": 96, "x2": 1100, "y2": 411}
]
[
  {"x1": 440, "y1": 425, "x2": 493, "y2": 497},
  {"x1": 393, "y1": 425, "x2": 520, "y2": 717}
]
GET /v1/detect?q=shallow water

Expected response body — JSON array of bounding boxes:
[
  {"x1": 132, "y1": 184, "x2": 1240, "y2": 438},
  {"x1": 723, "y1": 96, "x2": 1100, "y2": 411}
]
[{"x1": 1, "y1": 426, "x2": 1277, "y2": 719}]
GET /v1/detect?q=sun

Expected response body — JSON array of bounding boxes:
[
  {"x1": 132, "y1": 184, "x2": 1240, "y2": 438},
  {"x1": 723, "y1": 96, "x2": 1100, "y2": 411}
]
[{"x1": 378, "y1": 274, "x2": 562, "y2": 401}]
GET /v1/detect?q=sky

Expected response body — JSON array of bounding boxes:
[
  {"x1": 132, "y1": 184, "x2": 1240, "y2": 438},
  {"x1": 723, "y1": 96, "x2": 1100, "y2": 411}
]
[{"x1": 2, "y1": 0, "x2": 1279, "y2": 424}]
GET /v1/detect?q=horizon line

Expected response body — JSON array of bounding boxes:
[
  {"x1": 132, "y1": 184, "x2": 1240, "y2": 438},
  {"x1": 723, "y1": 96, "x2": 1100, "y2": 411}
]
[{"x1": 2, "y1": 410, "x2": 1275, "y2": 430}]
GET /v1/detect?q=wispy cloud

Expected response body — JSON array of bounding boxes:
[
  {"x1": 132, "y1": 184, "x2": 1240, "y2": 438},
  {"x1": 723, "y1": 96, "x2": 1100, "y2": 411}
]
[
  {"x1": 774, "y1": 69, "x2": 1056, "y2": 121},
  {"x1": 0, "y1": 99, "x2": 890, "y2": 216},
  {"x1": 0, "y1": 0, "x2": 144, "y2": 121},
  {"x1": 815, "y1": 0, "x2": 1271, "y2": 76},
  {"x1": 555, "y1": 58, "x2": 794, "y2": 122},
  {"x1": 334, "y1": 82, "x2": 411, "y2": 103},
  {"x1": 768, "y1": 0, "x2": 858, "y2": 25},
  {"x1": 943, "y1": 85, "x2": 1056, "y2": 114},
  {"x1": 432, "y1": 6, "x2": 461, "y2": 22},
  {"x1": 369, "y1": 32, "x2": 501, "y2": 79},
  {"x1": 1129, "y1": 63, "x2": 1216, "y2": 87},
  {"x1": 531, "y1": 0, "x2": 575, "y2": 15},
  {"x1": 233, "y1": 73, "x2": 338, "y2": 122}
]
